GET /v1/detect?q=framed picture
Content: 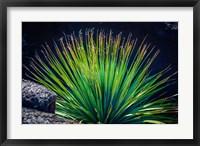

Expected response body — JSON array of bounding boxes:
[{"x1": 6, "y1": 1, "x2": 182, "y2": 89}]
[{"x1": 0, "y1": 0, "x2": 199, "y2": 145}]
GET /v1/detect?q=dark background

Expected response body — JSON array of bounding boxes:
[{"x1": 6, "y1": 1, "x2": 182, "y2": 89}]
[{"x1": 22, "y1": 22, "x2": 178, "y2": 98}]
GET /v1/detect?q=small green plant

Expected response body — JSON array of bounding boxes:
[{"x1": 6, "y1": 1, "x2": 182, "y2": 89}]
[{"x1": 25, "y1": 30, "x2": 178, "y2": 124}]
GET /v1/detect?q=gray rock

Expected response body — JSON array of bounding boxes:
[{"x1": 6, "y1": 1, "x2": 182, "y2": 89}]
[{"x1": 22, "y1": 79, "x2": 56, "y2": 113}]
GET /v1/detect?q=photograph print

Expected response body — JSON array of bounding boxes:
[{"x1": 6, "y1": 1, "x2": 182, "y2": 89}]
[{"x1": 22, "y1": 22, "x2": 178, "y2": 124}]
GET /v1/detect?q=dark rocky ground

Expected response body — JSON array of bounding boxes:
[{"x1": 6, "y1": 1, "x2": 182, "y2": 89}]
[
  {"x1": 22, "y1": 79, "x2": 79, "y2": 124},
  {"x1": 22, "y1": 107, "x2": 78, "y2": 124}
]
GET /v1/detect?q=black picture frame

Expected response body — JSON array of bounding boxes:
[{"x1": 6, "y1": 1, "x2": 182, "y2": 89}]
[{"x1": 0, "y1": 0, "x2": 199, "y2": 145}]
